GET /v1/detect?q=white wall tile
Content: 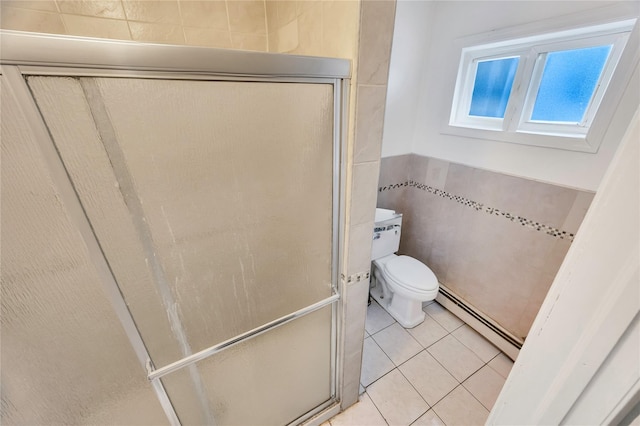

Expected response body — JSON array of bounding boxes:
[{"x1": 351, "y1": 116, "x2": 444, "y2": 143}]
[
  {"x1": 354, "y1": 85, "x2": 387, "y2": 163},
  {"x1": 57, "y1": 0, "x2": 126, "y2": 19},
  {"x1": 350, "y1": 161, "x2": 381, "y2": 226},
  {"x1": 356, "y1": 0, "x2": 396, "y2": 85},
  {"x1": 0, "y1": 6, "x2": 65, "y2": 33},
  {"x1": 62, "y1": 14, "x2": 131, "y2": 39}
]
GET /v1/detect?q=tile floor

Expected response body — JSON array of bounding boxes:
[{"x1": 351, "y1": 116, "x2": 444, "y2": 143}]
[{"x1": 327, "y1": 299, "x2": 515, "y2": 426}]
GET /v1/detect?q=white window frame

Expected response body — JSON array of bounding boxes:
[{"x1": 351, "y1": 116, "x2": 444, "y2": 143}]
[{"x1": 445, "y1": 16, "x2": 637, "y2": 153}]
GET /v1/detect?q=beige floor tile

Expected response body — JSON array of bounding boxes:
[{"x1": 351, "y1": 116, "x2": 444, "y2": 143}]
[
  {"x1": 452, "y1": 325, "x2": 500, "y2": 362},
  {"x1": 399, "y1": 350, "x2": 458, "y2": 407},
  {"x1": 372, "y1": 323, "x2": 423, "y2": 366},
  {"x1": 366, "y1": 300, "x2": 396, "y2": 334},
  {"x1": 427, "y1": 335, "x2": 484, "y2": 382},
  {"x1": 424, "y1": 302, "x2": 464, "y2": 332},
  {"x1": 463, "y1": 365, "x2": 506, "y2": 410},
  {"x1": 412, "y1": 409, "x2": 445, "y2": 426},
  {"x1": 407, "y1": 315, "x2": 448, "y2": 348},
  {"x1": 433, "y1": 385, "x2": 489, "y2": 426},
  {"x1": 328, "y1": 392, "x2": 387, "y2": 426},
  {"x1": 488, "y1": 353, "x2": 514, "y2": 378},
  {"x1": 367, "y1": 369, "x2": 429, "y2": 425},
  {"x1": 361, "y1": 337, "x2": 395, "y2": 387}
]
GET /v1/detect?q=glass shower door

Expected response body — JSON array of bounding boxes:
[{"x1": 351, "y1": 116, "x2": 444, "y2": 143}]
[{"x1": 27, "y1": 75, "x2": 338, "y2": 425}]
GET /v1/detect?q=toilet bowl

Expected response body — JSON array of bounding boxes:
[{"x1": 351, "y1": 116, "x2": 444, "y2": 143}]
[{"x1": 370, "y1": 209, "x2": 439, "y2": 328}]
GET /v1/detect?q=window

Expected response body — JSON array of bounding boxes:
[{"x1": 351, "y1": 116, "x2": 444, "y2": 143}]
[{"x1": 448, "y1": 18, "x2": 636, "y2": 152}]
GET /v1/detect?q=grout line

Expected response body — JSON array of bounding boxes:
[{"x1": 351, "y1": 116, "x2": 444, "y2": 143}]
[
  {"x1": 360, "y1": 300, "x2": 506, "y2": 424},
  {"x1": 366, "y1": 320, "x2": 396, "y2": 337},
  {"x1": 359, "y1": 299, "x2": 509, "y2": 425},
  {"x1": 461, "y1": 381, "x2": 495, "y2": 412},
  {"x1": 449, "y1": 326, "x2": 500, "y2": 364},
  {"x1": 362, "y1": 390, "x2": 390, "y2": 425},
  {"x1": 395, "y1": 356, "x2": 432, "y2": 413},
  {"x1": 410, "y1": 409, "x2": 446, "y2": 426},
  {"x1": 261, "y1": 0, "x2": 269, "y2": 51},
  {"x1": 486, "y1": 352, "x2": 514, "y2": 379},
  {"x1": 175, "y1": 0, "x2": 187, "y2": 45}
]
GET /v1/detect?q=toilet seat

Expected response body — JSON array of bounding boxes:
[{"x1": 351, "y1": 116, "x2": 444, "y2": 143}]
[{"x1": 383, "y1": 256, "x2": 438, "y2": 293}]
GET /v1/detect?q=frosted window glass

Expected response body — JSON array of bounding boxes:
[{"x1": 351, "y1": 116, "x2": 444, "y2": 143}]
[
  {"x1": 161, "y1": 306, "x2": 332, "y2": 425},
  {"x1": 1, "y1": 76, "x2": 169, "y2": 426},
  {"x1": 531, "y1": 45, "x2": 612, "y2": 122},
  {"x1": 469, "y1": 57, "x2": 519, "y2": 118}
]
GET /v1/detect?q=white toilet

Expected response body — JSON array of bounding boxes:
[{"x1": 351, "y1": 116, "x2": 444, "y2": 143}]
[{"x1": 370, "y1": 208, "x2": 439, "y2": 328}]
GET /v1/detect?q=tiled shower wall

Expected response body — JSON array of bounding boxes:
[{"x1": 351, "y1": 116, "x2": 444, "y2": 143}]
[
  {"x1": 0, "y1": 0, "x2": 270, "y2": 50},
  {"x1": 0, "y1": 0, "x2": 366, "y2": 56},
  {"x1": 265, "y1": 0, "x2": 359, "y2": 59},
  {"x1": 377, "y1": 154, "x2": 595, "y2": 340}
]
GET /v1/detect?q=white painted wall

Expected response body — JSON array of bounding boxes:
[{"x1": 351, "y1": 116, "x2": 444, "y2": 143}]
[
  {"x1": 382, "y1": 1, "x2": 640, "y2": 191},
  {"x1": 380, "y1": 0, "x2": 435, "y2": 157}
]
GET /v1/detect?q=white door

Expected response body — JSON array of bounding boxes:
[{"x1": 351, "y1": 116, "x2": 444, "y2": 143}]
[{"x1": 488, "y1": 109, "x2": 640, "y2": 424}]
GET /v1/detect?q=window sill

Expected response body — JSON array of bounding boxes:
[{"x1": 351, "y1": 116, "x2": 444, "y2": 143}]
[{"x1": 441, "y1": 123, "x2": 598, "y2": 153}]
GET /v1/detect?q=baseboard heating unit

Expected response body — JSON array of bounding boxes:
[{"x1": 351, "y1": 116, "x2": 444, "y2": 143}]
[{"x1": 436, "y1": 285, "x2": 522, "y2": 361}]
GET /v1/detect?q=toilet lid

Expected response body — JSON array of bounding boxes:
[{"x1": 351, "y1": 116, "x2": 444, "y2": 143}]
[{"x1": 383, "y1": 256, "x2": 438, "y2": 292}]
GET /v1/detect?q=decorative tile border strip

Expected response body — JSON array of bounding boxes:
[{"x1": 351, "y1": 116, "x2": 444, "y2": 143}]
[{"x1": 379, "y1": 180, "x2": 574, "y2": 241}]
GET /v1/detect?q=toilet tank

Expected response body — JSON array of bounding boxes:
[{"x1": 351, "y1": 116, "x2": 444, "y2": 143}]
[{"x1": 371, "y1": 208, "x2": 402, "y2": 260}]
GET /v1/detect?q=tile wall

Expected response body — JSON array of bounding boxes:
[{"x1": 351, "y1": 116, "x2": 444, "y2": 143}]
[
  {"x1": 265, "y1": 0, "x2": 359, "y2": 59},
  {"x1": 1, "y1": 0, "x2": 268, "y2": 50},
  {"x1": 377, "y1": 154, "x2": 595, "y2": 340}
]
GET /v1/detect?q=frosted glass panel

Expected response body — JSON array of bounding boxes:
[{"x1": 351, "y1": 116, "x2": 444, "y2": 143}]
[
  {"x1": 469, "y1": 57, "x2": 519, "y2": 118},
  {"x1": 94, "y1": 77, "x2": 334, "y2": 353},
  {"x1": 26, "y1": 75, "x2": 336, "y2": 424},
  {"x1": 0, "y1": 76, "x2": 169, "y2": 425},
  {"x1": 531, "y1": 45, "x2": 611, "y2": 123},
  {"x1": 28, "y1": 76, "x2": 195, "y2": 369},
  {"x1": 162, "y1": 306, "x2": 332, "y2": 425},
  {"x1": 28, "y1": 76, "x2": 335, "y2": 358}
]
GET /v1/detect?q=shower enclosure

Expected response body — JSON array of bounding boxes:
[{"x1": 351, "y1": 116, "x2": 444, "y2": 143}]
[{"x1": 1, "y1": 31, "x2": 349, "y2": 425}]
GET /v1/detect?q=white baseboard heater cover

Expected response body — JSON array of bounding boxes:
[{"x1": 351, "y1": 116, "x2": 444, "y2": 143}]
[{"x1": 436, "y1": 285, "x2": 522, "y2": 361}]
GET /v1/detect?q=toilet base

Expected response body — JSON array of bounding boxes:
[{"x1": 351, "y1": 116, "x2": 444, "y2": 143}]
[{"x1": 370, "y1": 276, "x2": 426, "y2": 329}]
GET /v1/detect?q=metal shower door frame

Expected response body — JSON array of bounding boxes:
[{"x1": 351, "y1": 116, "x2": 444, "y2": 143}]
[{"x1": 1, "y1": 30, "x2": 350, "y2": 426}]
